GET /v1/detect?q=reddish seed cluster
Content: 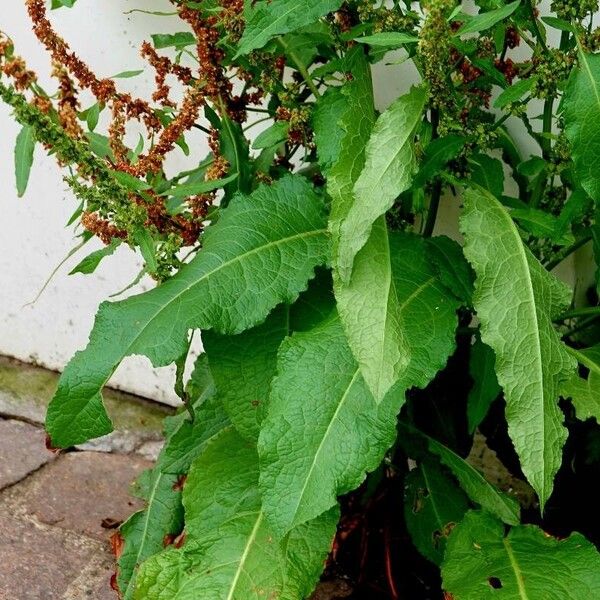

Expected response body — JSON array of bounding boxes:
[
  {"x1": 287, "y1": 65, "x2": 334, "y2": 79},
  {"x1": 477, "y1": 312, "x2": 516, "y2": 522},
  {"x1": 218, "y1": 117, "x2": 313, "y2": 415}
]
[
  {"x1": 495, "y1": 57, "x2": 518, "y2": 84},
  {"x1": 53, "y1": 63, "x2": 83, "y2": 139},
  {"x1": 81, "y1": 212, "x2": 127, "y2": 245},
  {"x1": 1, "y1": 55, "x2": 37, "y2": 91}
]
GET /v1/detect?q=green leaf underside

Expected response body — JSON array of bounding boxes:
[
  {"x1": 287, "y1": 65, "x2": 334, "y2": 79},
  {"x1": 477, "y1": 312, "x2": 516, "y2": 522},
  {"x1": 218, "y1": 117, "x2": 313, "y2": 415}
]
[
  {"x1": 259, "y1": 313, "x2": 404, "y2": 539},
  {"x1": 467, "y1": 339, "x2": 501, "y2": 433},
  {"x1": 563, "y1": 52, "x2": 600, "y2": 202},
  {"x1": 400, "y1": 423, "x2": 521, "y2": 525},
  {"x1": 336, "y1": 224, "x2": 460, "y2": 402},
  {"x1": 404, "y1": 460, "x2": 469, "y2": 565},
  {"x1": 561, "y1": 345, "x2": 600, "y2": 422},
  {"x1": 134, "y1": 428, "x2": 338, "y2": 600},
  {"x1": 324, "y1": 47, "x2": 376, "y2": 260},
  {"x1": 46, "y1": 175, "x2": 329, "y2": 447},
  {"x1": 236, "y1": 0, "x2": 344, "y2": 56},
  {"x1": 15, "y1": 125, "x2": 35, "y2": 197},
  {"x1": 442, "y1": 510, "x2": 600, "y2": 599},
  {"x1": 336, "y1": 85, "x2": 427, "y2": 283},
  {"x1": 354, "y1": 32, "x2": 419, "y2": 47},
  {"x1": 460, "y1": 187, "x2": 576, "y2": 508}
]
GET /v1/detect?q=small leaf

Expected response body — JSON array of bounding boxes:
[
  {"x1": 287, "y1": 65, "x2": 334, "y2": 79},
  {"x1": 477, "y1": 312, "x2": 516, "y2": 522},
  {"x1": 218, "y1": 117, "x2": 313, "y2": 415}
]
[
  {"x1": 404, "y1": 460, "x2": 469, "y2": 565},
  {"x1": 454, "y1": 1, "x2": 521, "y2": 36},
  {"x1": 111, "y1": 70, "x2": 144, "y2": 79},
  {"x1": 69, "y1": 238, "x2": 122, "y2": 275},
  {"x1": 442, "y1": 510, "x2": 600, "y2": 599},
  {"x1": 252, "y1": 121, "x2": 289, "y2": 149},
  {"x1": 460, "y1": 187, "x2": 576, "y2": 508},
  {"x1": 151, "y1": 32, "x2": 196, "y2": 50},
  {"x1": 158, "y1": 173, "x2": 238, "y2": 198},
  {"x1": 413, "y1": 135, "x2": 465, "y2": 188},
  {"x1": 133, "y1": 228, "x2": 158, "y2": 275},
  {"x1": 400, "y1": 423, "x2": 521, "y2": 525},
  {"x1": 468, "y1": 154, "x2": 504, "y2": 198},
  {"x1": 337, "y1": 85, "x2": 427, "y2": 282},
  {"x1": 354, "y1": 32, "x2": 419, "y2": 47},
  {"x1": 110, "y1": 170, "x2": 151, "y2": 192},
  {"x1": 467, "y1": 339, "x2": 501, "y2": 433},
  {"x1": 493, "y1": 78, "x2": 535, "y2": 108},
  {"x1": 236, "y1": 0, "x2": 344, "y2": 56},
  {"x1": 14, "y1": 125, "x2": 35, "y2": 197}
]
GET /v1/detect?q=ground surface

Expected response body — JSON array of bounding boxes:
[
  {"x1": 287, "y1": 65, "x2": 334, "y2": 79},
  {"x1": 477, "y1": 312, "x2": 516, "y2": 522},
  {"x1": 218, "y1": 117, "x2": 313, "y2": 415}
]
[{"x1": 0, "y1": 356, "x2": 170, "y2": 600}]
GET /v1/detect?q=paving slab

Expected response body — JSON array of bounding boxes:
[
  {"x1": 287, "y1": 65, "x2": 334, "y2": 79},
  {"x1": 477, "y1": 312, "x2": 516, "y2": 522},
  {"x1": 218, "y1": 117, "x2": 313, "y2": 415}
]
[
  {"x1": 22, "y1": 451, "x2": 151, "y2": 540},
  {"x1": 0, "y1": 419, "x2": 54, "y2": 489},
  {"x1": 0, "y1": 514, "x2": 102, "y2": 600}
]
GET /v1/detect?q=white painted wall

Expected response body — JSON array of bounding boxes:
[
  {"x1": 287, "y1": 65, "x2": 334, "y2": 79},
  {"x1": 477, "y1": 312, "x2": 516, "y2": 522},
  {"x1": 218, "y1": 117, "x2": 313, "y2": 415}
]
[{"x1": 0, "y1": 1, "x2": 589, "y2": 404}]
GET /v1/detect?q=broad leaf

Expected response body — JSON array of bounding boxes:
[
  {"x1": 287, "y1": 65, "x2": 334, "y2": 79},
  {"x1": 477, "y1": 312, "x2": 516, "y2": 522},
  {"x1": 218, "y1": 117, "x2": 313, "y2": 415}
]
[
  {"x1": 468, "y1": 154, "x2": 504, "y2": 198},
  {"x1": 135, "y1": 428, "x2": 338, "y2": 600},
  {"x1": 404, "y1": 460, "x2": 469, "y2": 565},
  {"x1": 46, "y1": 175, "x2": 329, "y2": 447},
  {"x1": 442, "y1": 510, "x2": 600, "y2": 599},
  {"x1": 460, "y1": 187, "x2": 576, "y2": 508},
  {"x1": 336, "y1": 85, "x2": 427, "y2": 282},
  {"x1": 563, "y1": 51, "x2": 600, "y2": 202},
  {"x1": 336, "y1": 225, "x2": 460, "y2": 402},
  {"x1": 413, "y1": 135, "x2": 465, "y2": 188},
  {"x1": 561, "y1": 345, "x2": 600, "y2": 422},
  {"x1": 467, "y1": 339, "x2": 501, "y2": 433},
  {"x1": 14, "y1": 125, "x2": 35, "y2": 197},
  {"x1": 118, "y1": 368, "x2": 229, "y2": 598},
  {"x1": 259, "y1": 313, "x2": 404, "y2": 538},
  {"x1": 236, "y1": 0, "x2": 344, "y2": 56},
  {"x1": 399, "y1": 423, "x2": 521, "y2": 525},
  {"x1": 252, "y1": 121, "x2": 289, "y2": 149}
]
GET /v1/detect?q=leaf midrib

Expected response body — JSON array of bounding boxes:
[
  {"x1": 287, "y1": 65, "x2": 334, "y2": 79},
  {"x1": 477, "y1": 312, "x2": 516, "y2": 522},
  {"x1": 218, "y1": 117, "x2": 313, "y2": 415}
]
[
  {"x1": 503, "y1": 537, "x2": 530, "y2": 600},
  {"x1": 481, "y1": 195, "x2": 546, "y2": 498},
  {"x1": 292, "y1": 367, "x2": 362, "y2": 525}
]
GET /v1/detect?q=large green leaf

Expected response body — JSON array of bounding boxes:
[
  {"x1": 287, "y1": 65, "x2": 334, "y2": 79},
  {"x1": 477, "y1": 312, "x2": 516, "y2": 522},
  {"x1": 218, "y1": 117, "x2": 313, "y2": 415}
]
[
  {"x1": 404, "y1": 460, "x2": 469, "y2": 565},
  {"x1": 336, "y1": 85, "x2": 427, "y2": 282},
  {"x1": 563, "y1": 51, "x2": 600, "y2": 202},
  {"x1": 46, "y1": 174, "x2": 329, "y2": 448},
  {"x1": 14, "y1": 125, "x2": 35, "y2": 197},
  {"x1": 399, "y1": 423, "x2": 521, "y2": 525},
  {"x1": 258, "y1": 313, "x2": 404, "y2": 539},
  {"x1": 561, "y1": 345, "x2": 600, "y2": 422},
  {"x1": 134, "y1": 428, "x2": 338, "y2": 600},
  {"x1": 118, "y1": 366, "x2": 230, "y2": 598},
  {"x1": 336, "y1": 225, "x2": 460, "y2": 402},
  {"x1": 442, "y1": 510, "x2": 600, "y2": 599},
  {"x1": 236, "y1": 0, "x2": 343, "y2": 56},
  {"x1": 460, "y1": 187, "x2": 576, "y2": 508}
]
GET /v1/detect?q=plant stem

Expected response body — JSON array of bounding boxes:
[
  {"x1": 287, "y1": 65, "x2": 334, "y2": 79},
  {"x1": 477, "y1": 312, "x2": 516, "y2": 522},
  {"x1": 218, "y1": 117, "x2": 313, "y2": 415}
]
[
  {"x1": 545, "y1": 234, "x2": 592, "y2": 271},
  {"x1": 526, "y1": 0, "x2": 549, "y2": 55},
  {"x1": 423, "y1": 108, "x2": 441, "y2": 237},
  {"x1": 277, "y1": 38, "x2": 321, "y2": 99},
  {"x1": 555, "y1": 306, "x2": 600, "y2": 321}
]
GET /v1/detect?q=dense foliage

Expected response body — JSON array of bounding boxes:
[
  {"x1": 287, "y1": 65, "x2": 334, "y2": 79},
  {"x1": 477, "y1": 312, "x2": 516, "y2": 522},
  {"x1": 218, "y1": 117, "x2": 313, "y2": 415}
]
[{"x1": 3, "y1": 0, "x2": 600, "y2": 597}]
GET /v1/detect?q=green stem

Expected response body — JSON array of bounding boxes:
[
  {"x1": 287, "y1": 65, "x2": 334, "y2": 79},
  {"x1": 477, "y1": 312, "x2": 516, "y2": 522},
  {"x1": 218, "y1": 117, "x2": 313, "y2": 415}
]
[
  {"x1": 423, "y1": 108, "x2": 441, "y2": 237},
  {"x1": 555, "y1": 306, "x2": 600, "y2": 321},
  {"x1": 526, "y1": 0, "x2": 549, "y2": 55},
  {"x1": 277, "y1": 38, "x2": 321, "y2": 99},
  {"x1": 545, "y1": 234, "x2": 592, "y2": 271}
]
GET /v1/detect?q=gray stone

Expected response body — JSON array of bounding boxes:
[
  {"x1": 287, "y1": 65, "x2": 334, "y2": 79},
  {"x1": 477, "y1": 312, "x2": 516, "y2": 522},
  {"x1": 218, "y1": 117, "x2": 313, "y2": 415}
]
[
  {"x1": 0, "y1": 515, "x2": 98, "y2": 600},
  {"x1": 135, "y1": 440, "x2": 164, "y2": 461},
  {"x1": 23, "y1": 451, "x2": 151, "y2": 540},
  {"x1": 0, "y1": 419, "x2": 54, "y2": 489}
]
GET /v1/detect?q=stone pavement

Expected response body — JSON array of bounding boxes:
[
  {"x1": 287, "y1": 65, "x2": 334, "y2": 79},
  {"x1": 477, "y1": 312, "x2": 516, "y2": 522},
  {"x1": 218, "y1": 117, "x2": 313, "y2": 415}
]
[{"x1": 0, "y1": 356, "x2": 172, "y2": 600}]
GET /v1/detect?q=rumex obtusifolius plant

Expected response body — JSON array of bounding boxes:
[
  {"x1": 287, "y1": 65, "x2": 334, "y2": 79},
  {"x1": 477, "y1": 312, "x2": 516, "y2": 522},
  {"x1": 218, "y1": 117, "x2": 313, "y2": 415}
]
[{"x1": 4, "y1": 0, "x2": 600, "y2": 597}]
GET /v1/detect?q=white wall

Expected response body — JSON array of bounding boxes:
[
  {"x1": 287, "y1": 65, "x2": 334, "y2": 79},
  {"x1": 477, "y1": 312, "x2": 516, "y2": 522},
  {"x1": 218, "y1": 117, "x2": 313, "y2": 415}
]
[
  {"x1": 0, "y1": 1, "x2": 588, "y2": 404},
  {"x1": 0, "y1": 0, "x2": 206, "y2": 405}
]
